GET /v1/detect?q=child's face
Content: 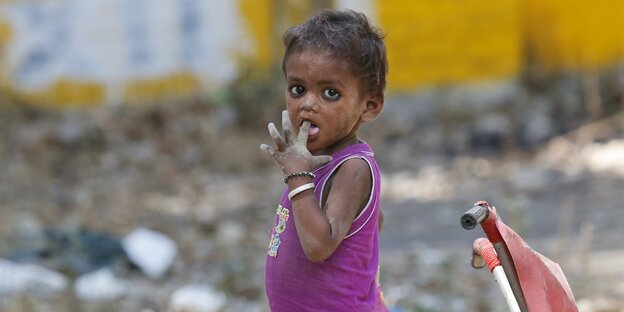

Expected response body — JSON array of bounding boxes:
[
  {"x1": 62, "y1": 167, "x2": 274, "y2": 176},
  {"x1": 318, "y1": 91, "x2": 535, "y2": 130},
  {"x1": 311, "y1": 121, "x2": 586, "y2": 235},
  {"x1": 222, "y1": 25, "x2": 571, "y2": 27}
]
[{"x1": 284, "y1": 51, "x2": 378, "y2": 156}]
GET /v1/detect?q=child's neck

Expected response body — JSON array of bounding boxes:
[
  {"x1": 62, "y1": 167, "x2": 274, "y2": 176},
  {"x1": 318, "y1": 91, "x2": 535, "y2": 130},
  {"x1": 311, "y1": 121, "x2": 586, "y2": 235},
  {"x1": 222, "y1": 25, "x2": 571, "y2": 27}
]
[{"x1": 313, "y1": 133, "x2": 360, "y2": 156}]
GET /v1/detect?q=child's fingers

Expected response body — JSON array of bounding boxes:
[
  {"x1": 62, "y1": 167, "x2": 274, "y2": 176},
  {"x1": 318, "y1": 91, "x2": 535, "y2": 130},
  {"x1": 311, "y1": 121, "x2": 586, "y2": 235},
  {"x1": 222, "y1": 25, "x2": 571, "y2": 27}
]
[
  {"x1": 282, "y1": 110, "x2": 294, "y2": 144},
  {"x1": 260, "y1": 144, "x2": 275, "y2": 157},
  {"x1": 268, "y1": 122, "x2": 286, "y2": 151},
  {"x1": 298, "y1": 120, "x2": 311, "y2": 143}
]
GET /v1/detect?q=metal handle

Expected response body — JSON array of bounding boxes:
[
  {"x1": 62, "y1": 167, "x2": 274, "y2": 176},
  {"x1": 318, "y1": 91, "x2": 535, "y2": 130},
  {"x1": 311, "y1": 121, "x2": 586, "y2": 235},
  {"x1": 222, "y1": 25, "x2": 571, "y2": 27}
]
[
  {"x1": 460, "y1": 204, "x2": 489, "y2": 230},
  {"x1": 460, "y1": 201, "x2": 529, "y2": 311}
]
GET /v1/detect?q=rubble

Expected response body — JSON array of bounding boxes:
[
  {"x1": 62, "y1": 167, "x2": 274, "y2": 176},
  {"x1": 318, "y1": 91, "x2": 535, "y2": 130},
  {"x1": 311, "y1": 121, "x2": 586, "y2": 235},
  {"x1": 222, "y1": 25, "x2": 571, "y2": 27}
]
[{"x1": 0, "y1": 82, "x2": 623, "y2": 310}]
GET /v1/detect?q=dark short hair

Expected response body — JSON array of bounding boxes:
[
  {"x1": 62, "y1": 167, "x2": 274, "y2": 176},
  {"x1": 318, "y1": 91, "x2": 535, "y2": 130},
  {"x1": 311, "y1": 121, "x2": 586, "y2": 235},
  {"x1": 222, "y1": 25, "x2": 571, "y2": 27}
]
[{"x1": 282, "y1": 9, "x2": 387, "y2": 100}]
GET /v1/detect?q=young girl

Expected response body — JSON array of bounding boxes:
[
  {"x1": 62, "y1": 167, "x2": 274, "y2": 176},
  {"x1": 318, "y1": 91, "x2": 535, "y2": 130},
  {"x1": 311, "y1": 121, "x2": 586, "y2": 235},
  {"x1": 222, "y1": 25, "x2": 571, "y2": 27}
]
[{"x1": 260, "y1": 9, "x2": 388, "y2": 311}]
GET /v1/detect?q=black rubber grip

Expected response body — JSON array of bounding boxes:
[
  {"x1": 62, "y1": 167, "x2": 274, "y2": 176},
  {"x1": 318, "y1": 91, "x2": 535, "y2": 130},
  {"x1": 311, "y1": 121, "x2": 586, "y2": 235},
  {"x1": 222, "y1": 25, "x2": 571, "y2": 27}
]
[{"x1": 460, "y1": 205, "x2": 489, "y2": 230}]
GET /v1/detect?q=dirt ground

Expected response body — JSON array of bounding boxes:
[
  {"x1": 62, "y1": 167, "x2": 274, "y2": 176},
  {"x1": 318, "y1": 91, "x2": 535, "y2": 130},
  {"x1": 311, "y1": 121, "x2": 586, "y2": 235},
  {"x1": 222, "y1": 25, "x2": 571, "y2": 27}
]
[{"x1": 1, "y1": 99, "x2": 623, "y2": 311}]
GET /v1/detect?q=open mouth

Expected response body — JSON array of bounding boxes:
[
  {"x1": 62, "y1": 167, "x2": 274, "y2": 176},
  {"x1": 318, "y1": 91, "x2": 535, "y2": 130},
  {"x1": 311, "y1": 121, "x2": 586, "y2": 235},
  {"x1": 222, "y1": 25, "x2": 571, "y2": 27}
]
[
  {"x1": 301, "y1": 120, "x2": 320, "y2": 137},
  {"x1": 308, "y1": 123, "x2": 320, "y2": 137}
]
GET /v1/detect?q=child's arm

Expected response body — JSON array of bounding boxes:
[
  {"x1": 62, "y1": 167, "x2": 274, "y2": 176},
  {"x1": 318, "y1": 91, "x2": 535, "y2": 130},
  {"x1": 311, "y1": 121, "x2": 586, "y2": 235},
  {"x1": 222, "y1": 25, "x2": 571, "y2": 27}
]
[
  {"x1": 261, "y1": 111, "x2": 371, "y2": 262},
  {"x1": 288, "y1": 157, "x2": 371, "y2": 262}
]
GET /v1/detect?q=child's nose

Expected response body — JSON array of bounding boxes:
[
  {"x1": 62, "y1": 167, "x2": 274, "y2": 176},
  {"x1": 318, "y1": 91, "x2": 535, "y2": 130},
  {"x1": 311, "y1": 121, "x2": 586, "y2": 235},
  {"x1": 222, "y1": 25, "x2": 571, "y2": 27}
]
[{"x1": 301, "y1": 94, "x2": 316, "y2": 111}]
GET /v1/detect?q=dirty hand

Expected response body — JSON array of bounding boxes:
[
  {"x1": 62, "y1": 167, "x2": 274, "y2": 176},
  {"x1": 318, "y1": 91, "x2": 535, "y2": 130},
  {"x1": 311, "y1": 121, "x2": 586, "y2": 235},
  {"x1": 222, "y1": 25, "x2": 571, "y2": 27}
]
[{"x1": 260, "y1": 110, "x2": 332, "y2": 175}]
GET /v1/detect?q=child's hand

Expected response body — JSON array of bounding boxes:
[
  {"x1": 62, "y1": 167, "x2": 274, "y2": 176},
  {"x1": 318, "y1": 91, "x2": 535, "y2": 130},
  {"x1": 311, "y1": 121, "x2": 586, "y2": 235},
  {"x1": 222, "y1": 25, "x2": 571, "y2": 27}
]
[{"x1": 260, "y1": 110, "x2": 332, "y2": 174}]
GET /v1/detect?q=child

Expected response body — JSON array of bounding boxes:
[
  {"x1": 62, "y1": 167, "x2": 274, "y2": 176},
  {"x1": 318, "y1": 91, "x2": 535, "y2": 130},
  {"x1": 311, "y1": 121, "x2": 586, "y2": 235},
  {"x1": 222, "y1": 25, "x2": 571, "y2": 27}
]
[{"x1": 260, "y1": 9, "x2": 388, "y2": 311}]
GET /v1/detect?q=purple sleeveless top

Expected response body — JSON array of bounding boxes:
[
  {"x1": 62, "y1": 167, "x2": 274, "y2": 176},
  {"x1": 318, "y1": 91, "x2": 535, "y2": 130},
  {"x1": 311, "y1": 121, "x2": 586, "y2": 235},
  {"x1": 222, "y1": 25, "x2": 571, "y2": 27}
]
[{"x1": 265, "y1": 141, "x2": 387, "y2": 312}]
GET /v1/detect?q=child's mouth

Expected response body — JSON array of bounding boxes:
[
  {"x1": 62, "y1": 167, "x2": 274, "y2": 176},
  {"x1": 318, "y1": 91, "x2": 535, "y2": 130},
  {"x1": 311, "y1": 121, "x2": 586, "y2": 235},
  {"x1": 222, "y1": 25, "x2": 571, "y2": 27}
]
[
  {"x1": 301, "y1": 120, "x2": 320, "y2": 138},
  {"x1": 309, "y1": 123, "x2": 320, "y2": 137}
]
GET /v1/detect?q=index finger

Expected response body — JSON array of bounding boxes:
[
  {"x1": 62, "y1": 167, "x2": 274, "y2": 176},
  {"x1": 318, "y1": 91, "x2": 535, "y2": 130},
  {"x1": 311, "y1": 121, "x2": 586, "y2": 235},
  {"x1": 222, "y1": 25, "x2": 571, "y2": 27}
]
[
  {"x1": 282, "y1": 110, "x2": 294, "y2": 144},
  {"x1": 298, "y1": 120, "x2": 311, "y2": 143}
]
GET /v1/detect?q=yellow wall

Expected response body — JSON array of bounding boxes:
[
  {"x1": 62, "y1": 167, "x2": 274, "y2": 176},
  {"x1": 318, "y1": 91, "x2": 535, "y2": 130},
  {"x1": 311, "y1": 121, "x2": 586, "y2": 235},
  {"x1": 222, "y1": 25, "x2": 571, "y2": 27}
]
[
  {"x1": 15, "y1": 79, "x2": 106, "y2": 108},
  {"x1": 378, "y1": 0, "x2": 522, "y2": 90},
  {"x1": 124, "y1": 71, "x2": 200, "y2": 105},
  {"x1": 238, "y1": 0, "x2": 275, "y2": 69},
  {"x1": 237, "y1": 0, "x2": 330, "y2": 68},
  {"x1": 2, "y1": 0, "x2": 624, "y2": 108},
  {"x1": 0, "y1": 18, "x2": 13, "y2": 83},
  {"x1": 524, "y1": 0, "x2": 624, "y2": 71},
  {"x1": 0, "y1": 19, "x2": 10, "y2": 43},
  {"x1": 4, "y1": 72, "x2": 200, "y2": 108},
  {"x1": 239, "y1": 0, "x2": 623, "y2": 90}
]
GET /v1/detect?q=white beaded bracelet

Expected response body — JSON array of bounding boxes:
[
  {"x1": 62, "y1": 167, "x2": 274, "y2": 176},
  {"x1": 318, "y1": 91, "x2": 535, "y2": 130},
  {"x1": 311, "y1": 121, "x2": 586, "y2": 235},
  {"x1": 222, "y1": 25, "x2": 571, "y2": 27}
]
[{"x1": 288, "y1": 183, "x2": 315, "y2": 200}]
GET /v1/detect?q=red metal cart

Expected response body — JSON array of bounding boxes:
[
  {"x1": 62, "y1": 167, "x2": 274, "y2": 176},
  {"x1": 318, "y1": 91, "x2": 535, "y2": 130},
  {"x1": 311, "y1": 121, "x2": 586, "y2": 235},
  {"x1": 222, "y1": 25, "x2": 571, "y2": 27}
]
[{"x1": 461, "y1": 201, "x2": 578, "y2": 312}]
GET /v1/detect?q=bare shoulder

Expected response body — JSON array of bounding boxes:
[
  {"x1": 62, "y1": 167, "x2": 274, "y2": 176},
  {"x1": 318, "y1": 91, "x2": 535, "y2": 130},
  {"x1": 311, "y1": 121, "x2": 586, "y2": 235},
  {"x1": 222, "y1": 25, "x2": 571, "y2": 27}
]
[
  {"x1": 325, "y1": 157, "x2": 372, "y2": 212},
  {"x1": 334, "y1": 157, "x2": 372, "y2": 183}
]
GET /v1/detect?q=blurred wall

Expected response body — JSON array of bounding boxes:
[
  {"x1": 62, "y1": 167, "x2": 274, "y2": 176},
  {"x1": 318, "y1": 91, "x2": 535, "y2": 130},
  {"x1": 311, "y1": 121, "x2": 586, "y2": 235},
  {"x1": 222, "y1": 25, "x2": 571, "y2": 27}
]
[
  {"x1": 524, "y1": 0, "x2": 624, "y2": 71},
  {"x1": 0, "y1": 0, "x2": 247, "y2": 106},
  {"x1": 378, "y1": 0, "x2": 522, "y2": 90},
  {"x1": 0, "y1": 0, "x2": 622, "y2": 107}
]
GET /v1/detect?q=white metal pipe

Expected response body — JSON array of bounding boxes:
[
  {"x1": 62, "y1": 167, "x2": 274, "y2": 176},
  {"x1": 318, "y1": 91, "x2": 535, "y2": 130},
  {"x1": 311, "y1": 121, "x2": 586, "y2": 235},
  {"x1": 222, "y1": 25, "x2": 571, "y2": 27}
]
[{"x1": 492, "y1": 266, "x2": 521, "y2": 312}]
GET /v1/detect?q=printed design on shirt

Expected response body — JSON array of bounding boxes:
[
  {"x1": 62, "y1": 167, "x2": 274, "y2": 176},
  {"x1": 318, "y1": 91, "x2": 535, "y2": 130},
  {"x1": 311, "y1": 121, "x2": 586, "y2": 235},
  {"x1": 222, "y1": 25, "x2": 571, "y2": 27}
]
[
  {"x1": 267, "y1": 233, "x2": 280, "y2": 257},
  {"x1": 267, "y1": 204, "x2": 289, "y2": 257}
]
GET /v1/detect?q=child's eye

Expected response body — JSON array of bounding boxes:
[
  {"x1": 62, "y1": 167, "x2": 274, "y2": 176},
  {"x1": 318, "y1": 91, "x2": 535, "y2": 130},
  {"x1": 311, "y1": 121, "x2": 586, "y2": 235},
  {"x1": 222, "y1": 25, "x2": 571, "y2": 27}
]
[
  {"x1": 323, "y1": 88, "x2": 341, "y2": 100},
  {"x1": 289, "y1": 85, "x2": 305, "y2": 96}
]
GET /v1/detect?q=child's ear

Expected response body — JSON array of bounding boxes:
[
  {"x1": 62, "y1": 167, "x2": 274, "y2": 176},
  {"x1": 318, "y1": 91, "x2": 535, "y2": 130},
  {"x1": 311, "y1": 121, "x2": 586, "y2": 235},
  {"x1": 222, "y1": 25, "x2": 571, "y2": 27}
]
[{"x1": 360, "y1": 96, "x2": 384, "y2": 123}]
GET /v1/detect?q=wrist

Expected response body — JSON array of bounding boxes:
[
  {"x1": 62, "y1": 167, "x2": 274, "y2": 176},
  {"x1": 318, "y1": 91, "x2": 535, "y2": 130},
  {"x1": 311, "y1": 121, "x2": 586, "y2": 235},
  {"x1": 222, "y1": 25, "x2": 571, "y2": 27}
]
[
  {"x1": 288, "y1": 182, "x2": 315, "y2": 200},
  {"x1": 283, "y1": 171, "x2": 315, "y2": 183}
]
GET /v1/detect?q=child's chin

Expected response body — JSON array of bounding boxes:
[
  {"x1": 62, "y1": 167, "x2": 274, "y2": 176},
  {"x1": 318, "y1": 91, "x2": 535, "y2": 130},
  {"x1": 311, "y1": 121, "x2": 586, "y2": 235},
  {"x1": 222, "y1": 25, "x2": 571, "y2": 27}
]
[
  {"x1": 307, "y1": 132, "x2": 320, "y2": 140},
  {"x1": 307, "y1": 144, "x2": 322, "y2": 155}
]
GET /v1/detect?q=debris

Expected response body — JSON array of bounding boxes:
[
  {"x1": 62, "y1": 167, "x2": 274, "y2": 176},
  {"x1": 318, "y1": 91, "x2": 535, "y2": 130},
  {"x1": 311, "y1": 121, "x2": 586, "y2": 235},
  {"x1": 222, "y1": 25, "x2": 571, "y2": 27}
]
[
  {"x1": 0, "y1": 258, "x2": 68, "y2": 296},
  {"x1": 74, "y1": 268, "x2": 127, "y2": 301},
  {"x1": 169, "y1": 284, "x2": 226, "y2": 312},
  {"x1": 122, "y1": 228, "x2": 177, "y2": 279}
]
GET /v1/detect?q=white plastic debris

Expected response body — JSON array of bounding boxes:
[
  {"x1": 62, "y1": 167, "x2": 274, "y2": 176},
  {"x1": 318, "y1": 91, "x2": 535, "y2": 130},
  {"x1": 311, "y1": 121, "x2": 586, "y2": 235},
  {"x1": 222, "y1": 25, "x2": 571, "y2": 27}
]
[
  {"x1": 581, "y1": 139, "x2": 624, "y2": 176},
  {"x1": 169, "y1": 284, "x2": 226, "y2": 312},
  {"x1": 122, "y1": 228, "x2": 177, "y2": 279},
  {"x1": 0, "y1": 258, "x2": 68, "y2": 295},
  {"x1": 74, "y1": 268, "x2": 126, "y2": 301}
]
